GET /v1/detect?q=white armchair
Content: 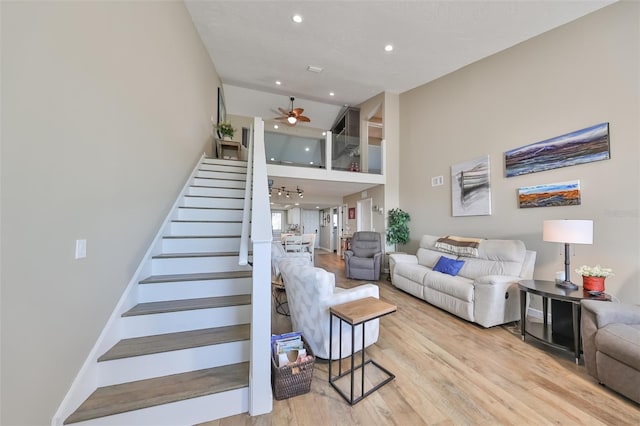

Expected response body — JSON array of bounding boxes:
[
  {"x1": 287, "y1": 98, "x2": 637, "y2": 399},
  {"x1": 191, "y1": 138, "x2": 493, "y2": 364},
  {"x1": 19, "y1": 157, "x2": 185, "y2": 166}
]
[
  {"x1": 279, "y1": 259, "x2": 379, "y2": 360},
  {"x1": 271, "y1": 241, "x2": 312, "y2": 278}
]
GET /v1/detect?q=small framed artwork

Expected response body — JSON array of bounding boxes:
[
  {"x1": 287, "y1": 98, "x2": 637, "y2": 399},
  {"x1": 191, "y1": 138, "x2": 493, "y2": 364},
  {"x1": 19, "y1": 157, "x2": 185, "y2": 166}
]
[
  {"x1": 451, "y1": 155, "x2": 492, "y2": 217},
  {"x1": 518, "y1": 180, "x2": 581, "y2": 208},
  {"x1": 348, "y1": 207, "x2": 356, "y2": 220}
]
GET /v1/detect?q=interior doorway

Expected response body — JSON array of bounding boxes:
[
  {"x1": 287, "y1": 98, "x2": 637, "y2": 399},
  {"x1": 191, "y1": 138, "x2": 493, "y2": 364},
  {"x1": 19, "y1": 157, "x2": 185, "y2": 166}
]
[{"x1": 357, "y1": 198, "x2": 373, "y2": 232}]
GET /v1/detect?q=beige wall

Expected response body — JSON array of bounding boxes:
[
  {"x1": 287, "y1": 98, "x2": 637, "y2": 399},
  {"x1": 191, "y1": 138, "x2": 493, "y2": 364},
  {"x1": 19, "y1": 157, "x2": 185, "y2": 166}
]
[
  {"x1": 1, "y1": 1, "x2": 221, "y2": 424},
  {"x1": 343, "y1": 185, "x2": 386, "y2": 240},
  {"x1": 399, "y1": 2, "x2": 639, "y2": 303}
]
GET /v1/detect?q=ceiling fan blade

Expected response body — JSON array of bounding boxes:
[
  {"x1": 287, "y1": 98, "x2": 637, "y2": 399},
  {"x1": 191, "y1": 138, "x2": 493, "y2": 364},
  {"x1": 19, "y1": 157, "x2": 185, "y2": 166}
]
[
  {"x1": 298, "y1": 115, "x2": 311, "y2": 122},
  {"x1": 273, "y1": 116, "x2": 288, "y2": 121},
  {"x1": 292, "y1": 108, "x2": 304, "y2": 115},
  {"x1": 277, "y1": 107, "x2": 289, "y2": 115}
]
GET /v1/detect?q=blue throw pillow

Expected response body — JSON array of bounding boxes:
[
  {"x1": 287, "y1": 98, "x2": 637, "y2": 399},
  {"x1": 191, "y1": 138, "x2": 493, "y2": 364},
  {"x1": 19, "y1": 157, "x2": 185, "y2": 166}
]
[{"x1": 433, "y1": 256, "x2": 465, "y2": 276}]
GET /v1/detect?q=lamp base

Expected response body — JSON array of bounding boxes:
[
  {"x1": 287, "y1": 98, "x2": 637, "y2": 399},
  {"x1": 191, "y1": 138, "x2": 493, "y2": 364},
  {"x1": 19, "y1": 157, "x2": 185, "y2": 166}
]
[{"x1": 556, "y1": 280, "x2": 578, "y2": 291}]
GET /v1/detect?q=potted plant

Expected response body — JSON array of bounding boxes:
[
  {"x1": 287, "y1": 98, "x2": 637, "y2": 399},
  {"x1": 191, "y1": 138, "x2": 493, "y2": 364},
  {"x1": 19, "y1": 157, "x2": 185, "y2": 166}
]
[
  {"x1": 215, "y1": 121, "x2": 235, "y2": 140},
  {"x1": 575, "y1": 264, "x2": 614, "y2": 292},
  {"x1": 386, "y1": 208, "x2": 410, "y2": 252}
]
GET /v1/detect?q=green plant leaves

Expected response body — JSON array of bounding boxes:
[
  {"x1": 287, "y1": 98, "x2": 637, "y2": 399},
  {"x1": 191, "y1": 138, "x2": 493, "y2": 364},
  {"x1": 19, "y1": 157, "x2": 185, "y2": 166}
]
[{"x1": 386, "y1": 208, "x2": 410, "y2": 246}]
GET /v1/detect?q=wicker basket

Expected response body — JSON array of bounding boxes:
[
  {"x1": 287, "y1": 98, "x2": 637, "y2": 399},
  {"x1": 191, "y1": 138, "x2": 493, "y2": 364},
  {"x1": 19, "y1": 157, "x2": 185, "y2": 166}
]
[{"x1": 271, "y1": 336, "x2": 315, "y2": 400}]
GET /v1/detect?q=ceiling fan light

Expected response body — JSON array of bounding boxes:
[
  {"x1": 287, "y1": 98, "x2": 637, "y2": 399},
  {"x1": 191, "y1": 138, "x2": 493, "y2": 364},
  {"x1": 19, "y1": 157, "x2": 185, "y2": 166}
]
[{"x1": 287, "y1": 116, "x2": 297, "y2": 124}]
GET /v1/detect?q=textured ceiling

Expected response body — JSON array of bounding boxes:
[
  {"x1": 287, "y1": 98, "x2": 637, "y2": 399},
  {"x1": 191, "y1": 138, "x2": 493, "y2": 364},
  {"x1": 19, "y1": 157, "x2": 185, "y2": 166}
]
[
  {"x1": 185, "y1": 0, "x2": 615, "y2": 209},
  {"x1": 186, "y1": 0, "x2": 614, "y2": 108}
]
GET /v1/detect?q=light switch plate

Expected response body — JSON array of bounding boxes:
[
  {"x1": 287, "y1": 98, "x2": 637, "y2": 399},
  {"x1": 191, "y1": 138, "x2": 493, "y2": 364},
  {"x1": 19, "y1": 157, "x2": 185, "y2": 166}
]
[
  {"x1": 431, "y1": 176, "x2": 444, "y2": 186},
  {"x1": 75, "y1": 239, "x2": 87, "y2": 259}
]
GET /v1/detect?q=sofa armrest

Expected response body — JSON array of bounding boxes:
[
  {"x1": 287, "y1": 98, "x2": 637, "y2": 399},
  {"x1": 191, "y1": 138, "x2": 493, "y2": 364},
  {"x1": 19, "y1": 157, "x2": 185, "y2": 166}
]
[
  {"x1": 388, "y1": 253, "x2": 417, "y2": 264},
  {"x1": 581, "y1": 300, "x2": 640, "y2": 328}
]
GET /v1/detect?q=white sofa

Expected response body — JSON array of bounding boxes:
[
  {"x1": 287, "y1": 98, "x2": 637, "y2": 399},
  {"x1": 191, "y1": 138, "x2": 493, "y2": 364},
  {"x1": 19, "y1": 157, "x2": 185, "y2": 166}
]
[
  {"x1": 279, "y1": 259, "x2": 379, "y2": 359},
  {"x1": 389, "y1": 235, "x2": 536, "y2": 328}
]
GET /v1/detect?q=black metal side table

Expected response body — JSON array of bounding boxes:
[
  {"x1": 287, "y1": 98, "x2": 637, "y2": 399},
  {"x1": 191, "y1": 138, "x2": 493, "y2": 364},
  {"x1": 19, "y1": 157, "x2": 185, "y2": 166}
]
[
  {"x1": 329, "y1": 297, "x2": 396, "y2": 405},
  {"x1": 518, "y1": 279, "x2": 610, "y2": 364}
]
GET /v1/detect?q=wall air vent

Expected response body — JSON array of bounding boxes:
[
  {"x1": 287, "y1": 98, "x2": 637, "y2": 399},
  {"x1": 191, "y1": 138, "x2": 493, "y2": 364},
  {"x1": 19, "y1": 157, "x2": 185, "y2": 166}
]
[{"x1": 306, "y1": 65, "x2": 323, "y2": 73}]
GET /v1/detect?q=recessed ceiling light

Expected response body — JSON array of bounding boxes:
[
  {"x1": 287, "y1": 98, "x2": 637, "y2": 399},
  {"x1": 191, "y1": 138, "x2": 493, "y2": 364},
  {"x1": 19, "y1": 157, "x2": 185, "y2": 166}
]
[
  {"x1": 322, "y1": 131, "x2": 326, "y2": 136},
  {"x1": 309, "y1": 161, "x2": 314, "y2": 165},
  {"x1": 270, "y1": 157, "x2": 275, "y2": 161},
  {"x1": 305, "y1": 147, "x2": 310, "y2": 151},
  {"x1": 274, "y1": 124, "x2": 279, "y2": 129},
  {"x1": 315, "y1": 206, "x2": 319, "y2": 209},
  {"x1": 384, "y1": 44, "x2": 394, "y2": 52},
  {"x1": 329, "y1": 92, "x2": 335, "y2": 96},
  {"x1": 292, "y1": 15, "x2": 303, "y2": 23},
  {"x1": 275, "y1": 80, "x2": 281, "y2": 85},
  {"x1": 294, "y1": 202, "x2": 299, "y2": 206}
]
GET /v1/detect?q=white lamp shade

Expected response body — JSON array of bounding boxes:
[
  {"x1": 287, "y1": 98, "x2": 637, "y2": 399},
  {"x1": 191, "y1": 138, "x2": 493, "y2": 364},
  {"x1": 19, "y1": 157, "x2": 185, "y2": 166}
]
[
  {"x1": 287, "y1": 116, "x2": 297, "y2": 124},
  {"x1": 543, "y1": 219, "x2": 593, "y2": 244}
]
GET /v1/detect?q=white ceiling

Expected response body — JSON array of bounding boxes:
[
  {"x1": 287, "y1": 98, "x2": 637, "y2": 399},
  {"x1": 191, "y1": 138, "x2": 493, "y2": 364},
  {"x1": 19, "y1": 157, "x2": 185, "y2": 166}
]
[{"x1": 185, "y1": 0, "x2": 615, "y2": 210}]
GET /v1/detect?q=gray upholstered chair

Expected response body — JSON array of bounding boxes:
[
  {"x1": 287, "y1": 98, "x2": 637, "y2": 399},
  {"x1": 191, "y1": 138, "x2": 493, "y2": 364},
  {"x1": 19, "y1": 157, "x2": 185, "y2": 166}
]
[
  {"x1": 581, "y1": 299, "x2": 640, "y2": 404},
  {"x1": 344, "y1": 231, "x2": 383, "y2": 281}
]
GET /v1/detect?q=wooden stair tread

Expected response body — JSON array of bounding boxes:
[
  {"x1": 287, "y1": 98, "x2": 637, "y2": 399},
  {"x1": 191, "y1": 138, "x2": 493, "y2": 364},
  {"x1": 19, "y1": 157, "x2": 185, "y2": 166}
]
[
  {"x1": 122, "y1": 295, "x2": 251, "y2": 317},
  {"x1": 172, "y1": 219, "x2": 241, "y2": 223},
  {"x1": 162, "y1": 235, "x2": 241, "y2": 239},
  {"x1": 63, "y1": 362, "x2": 249, "y2": 424},
  {"x1": 98, "y1": 324, "x2": 250, "y2": 361},
  {"x1": 139, "y1": 271, "x2": 251, "y2": 284},
  {"x1": 152, "y1": 251, "x2": 243, "y2": 259},
  {"x1": 178, "y1": 206, "x2": 243, "y2": 210},
  {"x1": 183, "y1": 195, "x2": 244, "y2": 199}
]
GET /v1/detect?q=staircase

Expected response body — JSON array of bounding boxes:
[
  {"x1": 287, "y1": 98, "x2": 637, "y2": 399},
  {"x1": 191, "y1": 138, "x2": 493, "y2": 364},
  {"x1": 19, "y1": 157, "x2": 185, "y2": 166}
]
[{"x1": 63, "y1": 158, "x2": 256, "y2": 425}]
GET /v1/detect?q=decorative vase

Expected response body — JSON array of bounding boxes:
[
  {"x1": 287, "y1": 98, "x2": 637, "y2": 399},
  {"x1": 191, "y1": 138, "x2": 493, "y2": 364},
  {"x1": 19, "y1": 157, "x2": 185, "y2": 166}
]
[{"x1": 582, "y1": 276, "x2": 605, "y2": 292}]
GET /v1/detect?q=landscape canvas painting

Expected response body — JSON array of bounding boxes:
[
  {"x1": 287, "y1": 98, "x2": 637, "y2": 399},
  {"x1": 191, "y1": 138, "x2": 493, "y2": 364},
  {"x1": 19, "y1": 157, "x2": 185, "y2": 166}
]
[
  {"x1": 505, "y1": 122, "x2": 610, "y2": 177},
  {"x1": 518, "y1": 180, "x2": 581, "y2": 208},
  {"x1": 451, "y1": 155, "x2": 491, "y2": 217}
]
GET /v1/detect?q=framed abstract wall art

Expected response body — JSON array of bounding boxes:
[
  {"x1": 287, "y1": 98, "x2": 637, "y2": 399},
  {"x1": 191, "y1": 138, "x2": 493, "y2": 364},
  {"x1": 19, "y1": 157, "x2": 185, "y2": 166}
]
[
  {"x1": 518, "y1": 180, "x2": 581, "y2": 208},
  {"x1": 451, "y1": 155, "x2": 491, "y2": 217},
  {"x1": 505, "y1": 122, "x2": 610, "y2": 177}
]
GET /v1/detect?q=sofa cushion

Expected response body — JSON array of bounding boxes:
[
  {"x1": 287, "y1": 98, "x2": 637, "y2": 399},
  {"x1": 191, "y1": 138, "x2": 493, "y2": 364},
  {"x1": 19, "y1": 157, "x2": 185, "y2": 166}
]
[
  {"x1": 417, "y1": 247, "x2": 452, "y2": 268},
  {"x1": 423, "y1": 271, "x2": 474, "y2": 302},
  {"x1": 395, "y1": 262, "x2": 431, "y2": 284},
  {"x1": 433, "y1": 256, "x2": 465, "y2": 276},
  {"x1": 595, "y1": 323, "x2": 640, "y2": 371},
  {"x1": 458, "y1": 239, "x2": 526, "y2": 279}
]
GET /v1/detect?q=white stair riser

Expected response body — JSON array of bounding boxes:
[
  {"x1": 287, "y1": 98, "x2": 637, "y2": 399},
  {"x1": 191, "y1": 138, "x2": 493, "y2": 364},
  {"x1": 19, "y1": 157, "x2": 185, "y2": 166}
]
[
  {"x1": 170, "y1": 221, "x2": 242, "y2": 235},
  {"x1": 137, "y1": 278, "x2": 252, "y2": 302},
  {"x1": 203, "y1": 158, "x2": 246, "y2": 166},
  {"x1": 97, "y1": 340, "x2": 250, "y2": 386},
  {"x1": 177, "y1": 207, "x2": 242, "y2": 222},
  {"x1": 151, "y1": 256, "x2": 250, "y2": 275},
  {"x1": 188, "y1": 186, "x2": 245, "y2": 198},
  {"x1": 162, "y1": 236, "x2": 241, "y2": 253},
  {"x1": 69, "y1": 387, "x2": 249, "y2": 426},
  {"x1": 192, "y1": 177, "x2": 245, "y2": 189},
  {"x1": 196, "y1": 170, "x2": 246, "y2": 181},
  {"x1": 123, "y1": 305, "x2": 251, "y2": 338},
  {"x1": 199, "y1": 163, "x2": 247, "y2": 173},
  {"x1": 182, "y1": 196, "x2": 244, "y2": 209}
]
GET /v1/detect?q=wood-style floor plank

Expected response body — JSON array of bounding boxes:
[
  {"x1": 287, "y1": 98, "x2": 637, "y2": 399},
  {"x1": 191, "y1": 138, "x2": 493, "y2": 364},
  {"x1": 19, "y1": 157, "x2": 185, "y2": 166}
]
[{"x1": 201, "y1": 251, "x2": 640, "y2": 426}]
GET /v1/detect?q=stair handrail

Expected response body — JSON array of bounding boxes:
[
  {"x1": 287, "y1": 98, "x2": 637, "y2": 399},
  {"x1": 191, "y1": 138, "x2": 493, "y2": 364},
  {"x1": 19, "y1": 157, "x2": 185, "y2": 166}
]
[
  {"x1": 238, "y1": 124, "x2": 254, "y2": 266},
  {"x1": 247, "y1": 117, "x2": 273, "y2": 415}
]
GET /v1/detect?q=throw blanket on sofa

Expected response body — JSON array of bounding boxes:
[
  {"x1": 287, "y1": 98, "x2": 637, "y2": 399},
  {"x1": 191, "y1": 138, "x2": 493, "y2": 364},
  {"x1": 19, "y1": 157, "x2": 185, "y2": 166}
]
[{"x1": 435, "y1": 235, "x2": 482, "y2": 258}]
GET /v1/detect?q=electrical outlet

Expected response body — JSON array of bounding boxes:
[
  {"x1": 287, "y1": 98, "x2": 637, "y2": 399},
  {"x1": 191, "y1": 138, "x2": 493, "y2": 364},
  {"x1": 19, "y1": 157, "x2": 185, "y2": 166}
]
[
  {"x1": 75, "y1": 239, "x2": 87, "y2": 259},
  {"x1": 431, "y1": 176, "x2": 444, "y2": 186}
]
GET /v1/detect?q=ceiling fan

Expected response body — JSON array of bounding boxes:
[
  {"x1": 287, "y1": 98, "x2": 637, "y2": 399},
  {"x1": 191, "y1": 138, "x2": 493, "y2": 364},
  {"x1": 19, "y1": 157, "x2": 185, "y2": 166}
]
[{"x1": 274, "y1": 97, "x2": 311, "y2": 125}]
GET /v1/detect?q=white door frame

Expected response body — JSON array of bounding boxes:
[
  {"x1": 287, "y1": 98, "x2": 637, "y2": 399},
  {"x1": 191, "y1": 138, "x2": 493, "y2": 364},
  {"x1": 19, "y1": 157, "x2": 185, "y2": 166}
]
[{"x1": 356, "y1": 198, "x2": 373, "y2": 232}]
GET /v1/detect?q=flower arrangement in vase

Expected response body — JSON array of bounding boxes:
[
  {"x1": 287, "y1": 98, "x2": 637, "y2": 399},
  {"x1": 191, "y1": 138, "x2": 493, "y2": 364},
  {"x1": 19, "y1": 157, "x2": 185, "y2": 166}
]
[
  {"x1": 215, "y1": 121, "x2": 235, "y2": 139},
  {"x1": 575, "y1": 264, "x2": 614, "y2": 292}
]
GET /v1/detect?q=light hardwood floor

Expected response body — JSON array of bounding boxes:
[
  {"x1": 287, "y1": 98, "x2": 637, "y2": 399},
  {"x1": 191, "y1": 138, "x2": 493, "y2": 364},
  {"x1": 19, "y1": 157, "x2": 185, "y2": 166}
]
[{"x1": 206, "y1": 251, "x2": 640, "y2": 425}]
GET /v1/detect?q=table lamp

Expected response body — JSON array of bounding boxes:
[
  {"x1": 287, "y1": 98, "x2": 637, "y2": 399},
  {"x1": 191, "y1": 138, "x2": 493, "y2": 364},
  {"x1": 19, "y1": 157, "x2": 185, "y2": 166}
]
[{"x1": 543, "y1": 219, "x2": 593, "y2": 290}]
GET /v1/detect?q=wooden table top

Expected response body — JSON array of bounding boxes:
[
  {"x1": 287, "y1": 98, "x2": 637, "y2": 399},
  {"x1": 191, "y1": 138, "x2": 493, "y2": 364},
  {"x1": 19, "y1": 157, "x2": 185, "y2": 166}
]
[{"x1": 330, "y1": 297, "x2": 397, "y2": 325}]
